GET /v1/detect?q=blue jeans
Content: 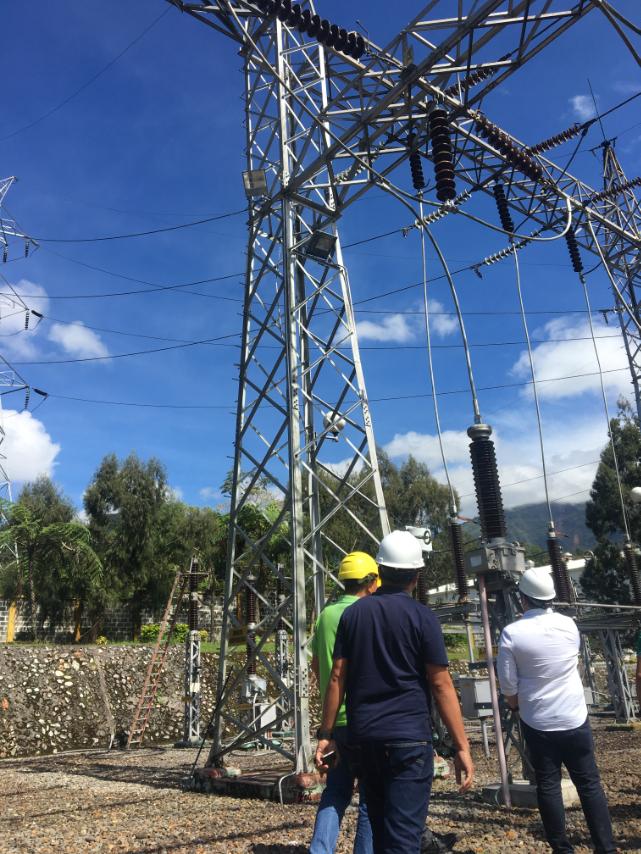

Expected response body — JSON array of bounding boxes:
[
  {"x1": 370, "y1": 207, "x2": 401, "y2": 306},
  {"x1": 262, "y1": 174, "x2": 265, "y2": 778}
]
[
  {"x1": 309, "y1": 728, "x2": 372, "y2": 854},
  {"x1": 355, "y1": 741, "x2": 433, "y2": 854},
  {"x1": 521, "y1": 718, "x2": 615, "y2": 854}
]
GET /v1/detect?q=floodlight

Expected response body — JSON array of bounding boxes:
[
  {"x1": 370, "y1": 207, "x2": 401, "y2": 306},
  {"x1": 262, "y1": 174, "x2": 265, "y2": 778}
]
[
  {"x1": 242, "y1": 169, "x2": 267, "y2": 197},
  {"x1": 306, "y1": 230, "x2": 336, "y2": 260}
]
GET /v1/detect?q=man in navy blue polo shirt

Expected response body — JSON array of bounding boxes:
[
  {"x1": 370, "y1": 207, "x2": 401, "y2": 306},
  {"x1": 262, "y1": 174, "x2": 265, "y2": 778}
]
[{"x1": 315, "y1": 530, "x2": 474, "y2": 854}]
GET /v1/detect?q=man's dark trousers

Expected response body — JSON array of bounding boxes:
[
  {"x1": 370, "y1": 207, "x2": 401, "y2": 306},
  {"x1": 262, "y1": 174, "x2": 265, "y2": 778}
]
[
  {"x1": 355, "y1": 741, "x2": 433, "y2": 854},
  {"x1": 521, "y1": 718, "x2": 615, "y2": 853}
]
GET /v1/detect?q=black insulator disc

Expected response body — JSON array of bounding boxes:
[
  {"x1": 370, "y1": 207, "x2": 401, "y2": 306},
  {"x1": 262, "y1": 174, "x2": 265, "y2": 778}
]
[
  {"x1": 335, "y1": 27, "x2": 348, "y2": 52},
  {"x1": 287, "y1": 4, "x2": 301, "y2": 26},
  {"x1": 318, "y1": 19, "x2": 331, "y2": 43},
  {"x1": 277, "y1": 0, "x2": 291, "y2": 21},
  {"x1": 353, "y1": 33, "x2": 366, "y2": 58},
  {"x1": 436, "y1": 184, "x2": 456, "y2": 202},
  {"x1": 298, "y1": 9, "x2": 312, "y2": 31},
  {"x1": 346, "y1": 31, "x2": 357, "y2": 55},
  {"x1": 326, "y1": 23, "x2": 339, "y2": 48},
  {"x1": 307, "y1": 13, "x2": 321, "y2": 36}
]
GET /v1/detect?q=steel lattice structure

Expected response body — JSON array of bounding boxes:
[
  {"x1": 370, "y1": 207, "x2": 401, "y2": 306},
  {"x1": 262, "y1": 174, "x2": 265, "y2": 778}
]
[
  {"x1": 168, "y1": 0, "x2": 641, "y2": 772},
  {"x1": 599, "y1": 143, "x2": 641, "y2": 420}
]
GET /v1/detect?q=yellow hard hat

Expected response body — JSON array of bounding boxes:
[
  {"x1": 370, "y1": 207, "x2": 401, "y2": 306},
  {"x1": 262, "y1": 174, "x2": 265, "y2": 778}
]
[{"x1": 338, "y1": 551, "x2": 379, "y2": 582}]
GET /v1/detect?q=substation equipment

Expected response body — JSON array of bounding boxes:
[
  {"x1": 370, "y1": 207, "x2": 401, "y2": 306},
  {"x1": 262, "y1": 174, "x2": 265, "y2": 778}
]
[{"x1": 160, "y1": 0, "x2": 641, "y2": 800}]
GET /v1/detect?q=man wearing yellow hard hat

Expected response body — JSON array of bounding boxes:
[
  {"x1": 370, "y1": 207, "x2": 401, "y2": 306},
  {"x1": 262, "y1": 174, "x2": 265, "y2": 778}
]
[{"x1": 309, "y1": 552, "x2": 379, "y2": 854}]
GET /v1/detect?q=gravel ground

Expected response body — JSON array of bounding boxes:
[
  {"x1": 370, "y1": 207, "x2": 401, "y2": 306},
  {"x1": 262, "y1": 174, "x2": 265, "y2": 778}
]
[{"x1": 1, "y1": 725, "x2": 639, "y2": 853}]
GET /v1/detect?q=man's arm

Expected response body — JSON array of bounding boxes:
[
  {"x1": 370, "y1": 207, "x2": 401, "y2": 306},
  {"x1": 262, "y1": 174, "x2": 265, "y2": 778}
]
[
  {"x1": 314, "y1": 657, "x2": 347, "y2": 772},
  {"x1": 426, "y1": 664, "x2": 474, "y2": 792},
  {"x1": 497, "y1": 631, "x2": 518, "y2": 710}
]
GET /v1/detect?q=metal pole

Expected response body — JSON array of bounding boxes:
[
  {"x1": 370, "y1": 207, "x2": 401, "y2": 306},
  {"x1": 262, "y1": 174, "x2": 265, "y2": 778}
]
[{"x1": 478, "y1": 574, "x2": 511, "y2": 808}]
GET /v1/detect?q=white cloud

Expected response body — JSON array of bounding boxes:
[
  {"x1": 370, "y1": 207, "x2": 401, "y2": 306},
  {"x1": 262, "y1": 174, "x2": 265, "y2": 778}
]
[
  {"x1": 569, "y1": 94, "x2": 596, "y2": 121},
  {"x1": 1, "y1": 409, "x2": 60, "y2": 482},
  {"x1": 511, "y1": 316, "x2": 629, "y2": 400},
  {"x1": 612, "y1": 80, "x2": 641, "y2": 95},
  {"x1": 384, "y1": 417, "x2": 609, "y2": 516},
  {"x1": 199, "y1": 486, "x2": 223, "y2": 501},
  {"x1": 166, "y1": 485, "x2": 184, "y2": 501},
  {"x1": 428, "y1": 299, "x2": 458, "y2": 337},
  {"x1": 356, "y1": 314, "x2": 415, "y2": 343},
  {"x1": 48, "y1": 321, "x2": 109, "y2": 359},
  {"x1": 0, "y1": 280, "x2": 50, "y2": 359}
]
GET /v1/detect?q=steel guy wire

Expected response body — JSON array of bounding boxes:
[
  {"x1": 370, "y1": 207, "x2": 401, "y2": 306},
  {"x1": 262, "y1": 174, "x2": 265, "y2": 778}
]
[
  {"x1": 511, "y1": 244, "x2": 554, "y2": 527},
  {"x1": 0, "y1": 7, "x2": 173, "y2": 144},
  {"x1": 417, "y1": 199, "x2": 457, "y2": 514},
  {"x1": 586, "y1": 215, "x2": 641, "y2": 339},
  {"x1": 576, "y1": 246, "x2": 632, "y2": 541}
]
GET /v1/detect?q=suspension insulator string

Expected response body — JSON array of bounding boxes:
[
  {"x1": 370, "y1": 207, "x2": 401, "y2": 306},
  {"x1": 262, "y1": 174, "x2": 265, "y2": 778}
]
[
  {"x1": 428, "y1": 107, "x2": 457, "y2": 202},
  {"x1": 493, "y1": 183, "x2": 515, "y2": 234},
  {"x1": 408, "y1": 133, "x2": 426, "y2": 191},
  {"x1": 547, "y1": 529, "x2": 575, "y2": 604},
  {"x1": 474, "y1": 112, "x2": 543, "y2": 183},
  {"x1": 528, "y1": 123, "x2": 584, "y2": 155},
  {"x1": 449, "y1": 517, "x2": 468, "y2": 600},
  {"x1": 623, "y1": 542, "x2": 641, "y2": 606},
  {"x1": 468, "y1": 423, "x2": 507, "y2": 542},
  {"x1": 589, "y1": 174, "x2": 641, "y2": 203}
]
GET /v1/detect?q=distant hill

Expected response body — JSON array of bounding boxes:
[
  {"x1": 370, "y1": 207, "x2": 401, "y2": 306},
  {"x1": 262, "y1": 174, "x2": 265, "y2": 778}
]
[{"x1": 504, "y1": 502, "x2": 595, "y2": 553}]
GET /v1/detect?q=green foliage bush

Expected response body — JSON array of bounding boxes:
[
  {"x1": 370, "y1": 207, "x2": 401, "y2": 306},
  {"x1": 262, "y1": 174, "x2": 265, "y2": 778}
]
[
  {"x1": 95, "y1": 635, "x2": 108, "y2": 646},
  {"x1": 140, "y1": 623, "x2": 208, "y2": 643}
]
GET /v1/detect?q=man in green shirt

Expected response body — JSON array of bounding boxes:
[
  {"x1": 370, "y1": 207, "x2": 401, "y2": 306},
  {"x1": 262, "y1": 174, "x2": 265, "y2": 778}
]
[
  {"x1": 309, "y1": 552, "x2": 379, "y2": 854},
  {"x1": 636, "y1": 630, "x2": 641, "y2": 713}
]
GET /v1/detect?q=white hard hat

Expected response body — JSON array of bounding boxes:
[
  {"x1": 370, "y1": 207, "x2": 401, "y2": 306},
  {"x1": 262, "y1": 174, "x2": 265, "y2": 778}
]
[
  {"x1": 376, "y1": 530, "x2": 424, "y2": 570},
  {"x1": 519, "y1": 567, "x2": 556, "y2": 601}
]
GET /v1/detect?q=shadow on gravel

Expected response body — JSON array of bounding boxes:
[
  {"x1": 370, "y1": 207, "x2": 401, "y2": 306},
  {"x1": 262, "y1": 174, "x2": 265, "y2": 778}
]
[
  {"x1": 14, "y1": 751, "x2": 191, "y2": 791},
  {"x1": 124, "y1": 821, "x2": 309, "y2": 853},
  {"x1": 0, "y1": 794, "x2": 167, "y2": 824}
]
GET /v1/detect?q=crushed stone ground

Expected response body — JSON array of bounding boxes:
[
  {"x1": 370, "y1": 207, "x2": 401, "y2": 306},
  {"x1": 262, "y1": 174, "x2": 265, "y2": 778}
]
[{"x1": 0, "y1": 726, "x2": 639, "y2": 853}]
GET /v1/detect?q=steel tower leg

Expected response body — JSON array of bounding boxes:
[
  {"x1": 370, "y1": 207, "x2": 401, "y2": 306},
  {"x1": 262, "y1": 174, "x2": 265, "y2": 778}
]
[{"x1": 209, "y1": 15, "x2": 389, "y2": 773}]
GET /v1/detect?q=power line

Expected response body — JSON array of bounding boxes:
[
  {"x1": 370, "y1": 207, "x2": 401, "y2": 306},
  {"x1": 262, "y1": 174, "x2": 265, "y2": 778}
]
[
  {"x1": 13, "y1": 333, "x2": 239, "y2": 366},
  {"x1": 0, "y1": 271, "x2": 243, "y2": 302},
  {"x1": 29, "y1": 208, "x2": 246, "y2": 244},
  {"x1": 0, "y1": 7, "x2": 172, "y2": 144},
  {"x1": 368, "y1": 365, "x2": 630, "y2": 402},
  {"x1": 44, "y1": 393, "x2": 232, "y2": 410}
]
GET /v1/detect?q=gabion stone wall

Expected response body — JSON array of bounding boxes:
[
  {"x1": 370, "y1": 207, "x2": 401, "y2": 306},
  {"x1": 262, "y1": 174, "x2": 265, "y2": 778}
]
[{"x1": 0, "y1": 645, "x2": 219, "y2": 758}]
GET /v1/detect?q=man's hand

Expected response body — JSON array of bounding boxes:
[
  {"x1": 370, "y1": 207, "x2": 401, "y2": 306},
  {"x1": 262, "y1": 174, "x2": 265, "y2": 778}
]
[
  {"x1": 314, "y1": 738, "x2": 338, "y2": 774},
  {"x1": 454, "y1": 748, "x2": 474, "y2": 792}
]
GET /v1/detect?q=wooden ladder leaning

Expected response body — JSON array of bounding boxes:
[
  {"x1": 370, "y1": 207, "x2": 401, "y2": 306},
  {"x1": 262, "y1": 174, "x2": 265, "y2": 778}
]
[{"x1": 126, "y1": 564, "x2": 190, "y2": 748}]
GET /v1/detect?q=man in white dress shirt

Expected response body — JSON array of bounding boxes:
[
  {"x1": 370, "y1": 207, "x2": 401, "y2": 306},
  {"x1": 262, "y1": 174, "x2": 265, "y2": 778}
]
[{"x1": 497, "y1": 567, "x2": 616, "y2": 854}]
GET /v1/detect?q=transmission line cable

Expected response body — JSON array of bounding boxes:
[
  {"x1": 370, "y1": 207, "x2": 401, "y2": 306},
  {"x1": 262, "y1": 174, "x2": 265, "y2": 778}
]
[
  {"x1": 416, "y1": 200, "x2": 457, "y2": 513},
  {"x1": 0, "y1": 7, "x2": 172, "y2": 143},
  {"x1": 579, "y1": 222, "x2": 632, "y2": 540},
  {"x1": 511, "y1": 244, "x2": 554, "y2": 525},
  {"x1": 28, "y1": 208, "x2": 246, "y2": 243},
  {"x1": 13, "y1": 333, "x2": 239, "y2": 366}
]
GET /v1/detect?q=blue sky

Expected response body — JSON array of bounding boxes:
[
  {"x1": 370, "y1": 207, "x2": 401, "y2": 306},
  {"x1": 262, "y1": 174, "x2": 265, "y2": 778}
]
[{"x1": 1, "y1": 1, "x2": 640, "y2": 520}]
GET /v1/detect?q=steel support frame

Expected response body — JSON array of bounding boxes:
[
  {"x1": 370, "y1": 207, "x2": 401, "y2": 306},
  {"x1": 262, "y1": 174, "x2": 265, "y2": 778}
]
[
  {"x1": 183, "y1": 630, "x2": 202, "y2": 744},
  {"x1": 168, "y1": 0, "x2": 641, "y2": 773},
  {"x1": 209, "y1": 10, "x2": 389, "y2": 772},
  {"x1": 597, "y1": 627, "x2": 636, "y2": 723}
]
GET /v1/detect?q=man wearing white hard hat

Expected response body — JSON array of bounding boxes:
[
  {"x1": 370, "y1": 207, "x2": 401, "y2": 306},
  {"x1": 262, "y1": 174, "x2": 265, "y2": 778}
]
[
  {"x1": 497, "y1": 566, "x2": 616, "y2": 854},
  {"x1": 314, "y1": 530, "x2": 474, "y2": 854}
]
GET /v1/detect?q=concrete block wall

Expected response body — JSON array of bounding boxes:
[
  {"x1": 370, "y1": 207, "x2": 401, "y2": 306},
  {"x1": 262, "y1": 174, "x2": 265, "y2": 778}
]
[{"x1": 1, "y1": 598, "x2": 224, "y2": 642}]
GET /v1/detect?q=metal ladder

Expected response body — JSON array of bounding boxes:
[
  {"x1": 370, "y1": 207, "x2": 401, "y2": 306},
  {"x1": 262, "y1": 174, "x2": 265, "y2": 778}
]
[{"x1": 126, "y1": 564, "x2": 190, "y2": 748}]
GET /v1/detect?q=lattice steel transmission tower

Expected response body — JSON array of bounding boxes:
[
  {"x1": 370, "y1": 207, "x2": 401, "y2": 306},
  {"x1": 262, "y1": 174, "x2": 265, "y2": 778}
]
[
  {"x1": 169, "y1": 0, "x2": 641, "y2": 774},
  {"x1": 597, "y1": 142, "x2": 641, "y2": 420}
]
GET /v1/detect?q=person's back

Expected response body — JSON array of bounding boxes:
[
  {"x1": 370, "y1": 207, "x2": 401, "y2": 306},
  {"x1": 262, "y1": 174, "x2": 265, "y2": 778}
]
[
  {"x1": 337, "y1": 587, "x2": 441, "y2": 743},
  {"x1": 498, "y1": 567, "x2": 615, "y2": 854},
  {"x1": 316, "y1": 530, "x2": 474, "y2": 854},
  {"x1": 498, "y1": 608, "x2": 585, "y2": 731}
]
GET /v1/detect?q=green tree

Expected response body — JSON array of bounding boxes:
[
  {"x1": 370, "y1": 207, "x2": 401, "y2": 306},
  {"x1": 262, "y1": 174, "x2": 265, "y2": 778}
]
[
  {"x1": 582, "y1": 402, "x2": 641, "y2": 604},
  {"x1": 17, "y1": 476, "x2": 75, "y2": 525},
  {"x1": 0, "y1": 503, "x2": 102, "y2": 640},
  {"x1": 84, "y1": 453, "x2": 168, "y2": 638}
]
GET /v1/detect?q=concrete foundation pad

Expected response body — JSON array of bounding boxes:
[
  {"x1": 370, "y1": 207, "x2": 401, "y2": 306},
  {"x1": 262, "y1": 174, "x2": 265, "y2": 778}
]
[
  {"x1": 481, "y1": 779, "x2": 579, "y2": 809},
  {"x1": 189, "y1": 765, "x2": 325, "y2": 803}
]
